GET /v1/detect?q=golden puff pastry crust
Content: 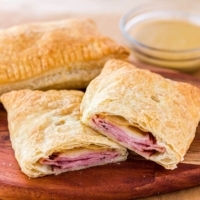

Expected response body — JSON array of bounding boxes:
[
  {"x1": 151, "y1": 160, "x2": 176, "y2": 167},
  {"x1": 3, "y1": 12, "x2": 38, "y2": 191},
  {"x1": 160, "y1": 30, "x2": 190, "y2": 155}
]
[
  {"x1": 0, "y1": 89, "x2": 127, "y2": 178},
  {"x1": 0, "y1": 18, "x2": 130, "y2": 95},
  {"x1": 81, "y1": 59, "x2": 200, "y2": 170}
]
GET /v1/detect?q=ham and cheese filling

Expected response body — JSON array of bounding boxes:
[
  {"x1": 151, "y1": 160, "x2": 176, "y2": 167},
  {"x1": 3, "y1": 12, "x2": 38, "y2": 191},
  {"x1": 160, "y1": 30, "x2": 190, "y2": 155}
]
[
  {"x1": 91, "y1": 115, "x2": 165, "y2": 158},
  {"x1": 39, "y1": 148, "x2": 120, "y2": 172}
]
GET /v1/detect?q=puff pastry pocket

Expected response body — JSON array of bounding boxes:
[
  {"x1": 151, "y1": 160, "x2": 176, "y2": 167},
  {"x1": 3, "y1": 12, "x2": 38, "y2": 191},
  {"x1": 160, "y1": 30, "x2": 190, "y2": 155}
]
[
  {"x1": 81, "y1": 59, "x2": 200, "y2": 170},
  {"x1": 0, "y1": 90, "x2": 127, "y2": 178},
  {"x1": 0, "y1": 19, "x2": 130, "y2": 96}
]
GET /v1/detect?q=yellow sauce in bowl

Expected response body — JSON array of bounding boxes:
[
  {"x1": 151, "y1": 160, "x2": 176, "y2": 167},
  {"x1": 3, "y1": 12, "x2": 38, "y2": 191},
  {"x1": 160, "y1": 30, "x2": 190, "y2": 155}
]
[
  {"x1": 120, "y1": 2, "x2": 200, "y2": 72},
  {"x1": 127, "y1": 20, "x2": 200, "y2": 72},
  {"x1": 130, "y1": 20, "x2": 200, "y2": 51}
]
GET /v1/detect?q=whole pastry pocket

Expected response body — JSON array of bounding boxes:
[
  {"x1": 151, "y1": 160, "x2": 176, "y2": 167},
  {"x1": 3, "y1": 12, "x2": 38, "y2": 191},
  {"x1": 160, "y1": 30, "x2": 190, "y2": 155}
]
[
  {"x1": 0, "y1": 18, "x2": 130, "y2": 96},
  {"x1": 81, "y1": 59, "x2": 200, "y2": 170},
  {"x1": 0, "y1": 90, "x2": 127, "y2": 178}
]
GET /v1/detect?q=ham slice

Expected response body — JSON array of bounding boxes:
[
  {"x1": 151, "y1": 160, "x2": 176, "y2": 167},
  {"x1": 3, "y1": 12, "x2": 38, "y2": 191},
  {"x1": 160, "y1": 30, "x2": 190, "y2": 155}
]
[
  {"x1": 39, "y1": 149, "x2": 120, "y2": 173},
  {"x1": 91, "y1": 115, "x2": 165, "y2": 158}
]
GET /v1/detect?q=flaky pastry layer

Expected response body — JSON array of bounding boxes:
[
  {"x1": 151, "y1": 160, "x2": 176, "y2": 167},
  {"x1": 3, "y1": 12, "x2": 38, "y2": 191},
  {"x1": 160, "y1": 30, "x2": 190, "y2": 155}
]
[{"x1": 1, "y1": 89, "x2": 127, "y2": 177}]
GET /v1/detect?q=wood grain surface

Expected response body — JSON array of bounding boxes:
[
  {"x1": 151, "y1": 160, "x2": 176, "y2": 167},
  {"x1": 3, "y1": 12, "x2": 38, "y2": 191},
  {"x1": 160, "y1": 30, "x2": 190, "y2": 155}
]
[{"x1": 0, "y1": 66, "x2": 200, "y2": 200}]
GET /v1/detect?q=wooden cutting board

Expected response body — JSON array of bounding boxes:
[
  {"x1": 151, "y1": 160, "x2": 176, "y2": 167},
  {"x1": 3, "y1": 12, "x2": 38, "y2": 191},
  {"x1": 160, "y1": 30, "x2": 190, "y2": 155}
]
[{"x1": 1, "y1": 65, "x2": 200, "y2": 200}]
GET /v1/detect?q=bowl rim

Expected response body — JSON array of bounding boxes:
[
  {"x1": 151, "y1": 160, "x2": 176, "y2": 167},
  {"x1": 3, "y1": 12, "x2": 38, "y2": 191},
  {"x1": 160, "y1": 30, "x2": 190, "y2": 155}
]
[
  {"x1": 133, "y1": 48, "x2": 200, "y2": 62},
  {"x1": 119, "y1": 1, "x2": 200, "y2": 54}
]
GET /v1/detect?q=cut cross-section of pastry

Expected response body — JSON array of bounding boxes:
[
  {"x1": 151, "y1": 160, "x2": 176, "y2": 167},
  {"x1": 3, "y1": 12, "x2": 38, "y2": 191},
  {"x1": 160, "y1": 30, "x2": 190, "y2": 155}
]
[
  {"x1": 91, "y1": 115, "x2": 166, "y2": 158},
  {"x1": 81, "y1": 59, "x2": 200, "y2": 170},
  {"x1": 0, "y1": 90, "x2": 127, "y2": 178},
  {"x1": 0, "y1": 18, "x2": 130, "y2": 95}
]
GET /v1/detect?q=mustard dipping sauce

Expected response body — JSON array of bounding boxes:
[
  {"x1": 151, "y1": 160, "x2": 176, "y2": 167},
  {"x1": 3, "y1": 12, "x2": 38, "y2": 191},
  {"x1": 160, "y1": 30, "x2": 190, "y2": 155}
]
[
  {"x1": 130, "y1": 20, "x2": 200, "y2": 51},
  {"x1": 128, "y1": 19, "x2": 200, "y2": 72}
]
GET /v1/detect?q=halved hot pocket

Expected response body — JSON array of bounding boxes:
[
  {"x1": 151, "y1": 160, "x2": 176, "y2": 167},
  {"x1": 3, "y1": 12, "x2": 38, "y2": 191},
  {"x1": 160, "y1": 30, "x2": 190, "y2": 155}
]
[
  {"x1": 81, "y1": 59, "x2": 200, "y2": 170},
  {"x1": 0, "y1": 89, "x2": 127, "y2": 178}
]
